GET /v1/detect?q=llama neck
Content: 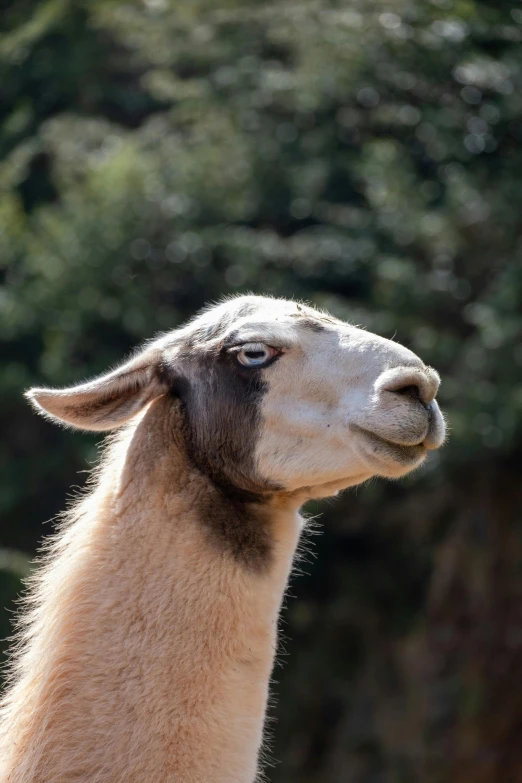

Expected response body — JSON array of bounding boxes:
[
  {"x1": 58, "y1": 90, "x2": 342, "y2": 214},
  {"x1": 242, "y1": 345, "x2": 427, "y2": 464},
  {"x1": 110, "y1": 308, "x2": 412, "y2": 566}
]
[{"x1": 0, "y1": 399, "x2": 302, "y2": 783}]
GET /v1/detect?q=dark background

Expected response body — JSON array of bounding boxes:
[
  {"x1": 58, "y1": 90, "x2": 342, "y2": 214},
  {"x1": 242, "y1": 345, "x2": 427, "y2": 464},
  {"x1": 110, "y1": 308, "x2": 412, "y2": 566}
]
[{"x1": 1, "y1": 1, "x2": 522, "y2": 780}]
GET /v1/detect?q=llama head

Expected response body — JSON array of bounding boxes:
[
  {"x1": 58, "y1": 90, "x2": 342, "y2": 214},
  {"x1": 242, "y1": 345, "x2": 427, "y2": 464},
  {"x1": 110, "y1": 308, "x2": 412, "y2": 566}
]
[{"x1": 27, "y1": 296, "x2": 445, "y2": 499}]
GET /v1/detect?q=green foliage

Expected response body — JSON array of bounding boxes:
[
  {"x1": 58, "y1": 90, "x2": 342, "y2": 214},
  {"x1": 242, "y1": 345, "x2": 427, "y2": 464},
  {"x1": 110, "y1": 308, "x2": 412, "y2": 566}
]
[{"x1": 1, "y1": 1, "x2": 522, "y2": 781}]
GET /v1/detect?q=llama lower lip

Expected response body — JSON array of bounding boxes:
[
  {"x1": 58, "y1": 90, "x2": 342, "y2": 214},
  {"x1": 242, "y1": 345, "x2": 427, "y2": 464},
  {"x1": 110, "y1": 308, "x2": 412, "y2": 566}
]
[{"x1": 352, "y1": 425, "x2": 427, "y2": 467}]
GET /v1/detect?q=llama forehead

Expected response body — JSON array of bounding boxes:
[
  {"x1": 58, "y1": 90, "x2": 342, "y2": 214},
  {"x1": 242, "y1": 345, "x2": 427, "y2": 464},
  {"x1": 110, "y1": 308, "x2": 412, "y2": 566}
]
[
  {"x1": 182, "y1": 297, "x2": 340, "y2": 352},
  {"x1": 159, "y1": 295, "x2": 338, "y2": 351}
]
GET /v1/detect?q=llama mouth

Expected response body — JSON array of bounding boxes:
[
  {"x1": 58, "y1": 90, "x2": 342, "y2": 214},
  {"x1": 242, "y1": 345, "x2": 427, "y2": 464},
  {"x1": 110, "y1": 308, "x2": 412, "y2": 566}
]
[{"x1": 351, "y1": 425, "x2": 427, "y2": 470}]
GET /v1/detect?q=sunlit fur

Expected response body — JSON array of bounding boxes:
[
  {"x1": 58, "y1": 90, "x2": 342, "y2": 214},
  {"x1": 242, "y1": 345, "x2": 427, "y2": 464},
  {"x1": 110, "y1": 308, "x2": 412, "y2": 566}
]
[{"x1": 0, "y1": 295, "x2": 445, "y2": 782}]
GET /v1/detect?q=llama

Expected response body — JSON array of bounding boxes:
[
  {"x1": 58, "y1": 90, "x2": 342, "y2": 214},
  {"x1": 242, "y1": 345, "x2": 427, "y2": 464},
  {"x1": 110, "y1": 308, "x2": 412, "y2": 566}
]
[{"x1": 0, "y1": 295, "x2": 445, "y2": 782}]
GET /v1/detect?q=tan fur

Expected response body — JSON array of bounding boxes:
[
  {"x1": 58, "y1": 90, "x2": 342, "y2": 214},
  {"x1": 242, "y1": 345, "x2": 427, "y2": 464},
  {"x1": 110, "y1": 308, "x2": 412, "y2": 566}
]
[{"x1": 0, "y1": 400, "x2": 301, "y2": 782}]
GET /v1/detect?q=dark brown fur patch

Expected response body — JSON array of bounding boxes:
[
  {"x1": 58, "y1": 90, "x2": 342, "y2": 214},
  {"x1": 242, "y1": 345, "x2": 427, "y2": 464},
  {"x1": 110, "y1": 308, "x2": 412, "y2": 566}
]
[
  {"x1": 122, "y1": 396, "x2": 274, "y2": 573},
  {"x1": 190, "y1": 477, "x2": 273, "y2": 573},
  {"x1": 160, "y1": 331, "x2": 280, "y2": 571}
]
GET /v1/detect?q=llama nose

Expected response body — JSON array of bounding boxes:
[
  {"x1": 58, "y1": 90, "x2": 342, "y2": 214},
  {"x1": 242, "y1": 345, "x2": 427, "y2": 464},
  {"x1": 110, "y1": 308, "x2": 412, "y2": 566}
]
[{"x1": 376, "y1": 366, "x2": 440, "y2": 407}]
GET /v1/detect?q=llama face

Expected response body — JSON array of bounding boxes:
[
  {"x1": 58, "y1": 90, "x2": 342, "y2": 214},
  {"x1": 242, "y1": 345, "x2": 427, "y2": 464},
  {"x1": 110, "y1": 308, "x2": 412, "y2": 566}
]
[
  {"x1": 27, "y1": 295, "x2": 445, "y2": 500},
  {"x1": 162, "y1": 296, "x2": 445, "y2": 496},
  {"x1": 168, "y1": 297, "x2": 444, "y2": 494},
  {"x1": 250, "y1": 310, "x2": 444, "y2": 493}
]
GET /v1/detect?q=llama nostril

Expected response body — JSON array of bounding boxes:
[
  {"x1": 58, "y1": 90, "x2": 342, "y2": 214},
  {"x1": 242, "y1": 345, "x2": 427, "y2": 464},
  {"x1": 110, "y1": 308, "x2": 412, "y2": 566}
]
[{"x1": 392, "y1": 383, "x2": 422, "y2": 403}]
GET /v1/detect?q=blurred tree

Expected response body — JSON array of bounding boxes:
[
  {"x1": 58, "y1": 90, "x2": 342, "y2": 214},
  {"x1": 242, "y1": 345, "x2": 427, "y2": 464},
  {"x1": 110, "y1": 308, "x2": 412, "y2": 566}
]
[{"x1": 1, "y1": 1, "x2": 522, "y2": 780}]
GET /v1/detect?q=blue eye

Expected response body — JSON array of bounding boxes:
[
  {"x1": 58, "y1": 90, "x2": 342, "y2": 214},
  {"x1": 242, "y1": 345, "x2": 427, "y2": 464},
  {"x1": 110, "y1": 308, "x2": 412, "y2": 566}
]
[{"x1": 236, "y1": 343, "x2": 277, "y2": 367}]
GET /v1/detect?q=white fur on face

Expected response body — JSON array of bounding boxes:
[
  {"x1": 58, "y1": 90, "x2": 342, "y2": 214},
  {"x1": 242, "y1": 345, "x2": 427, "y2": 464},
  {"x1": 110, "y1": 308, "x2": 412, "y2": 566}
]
[{"x1": 218, "y1": 300, "x2": 446, "y2": 494}]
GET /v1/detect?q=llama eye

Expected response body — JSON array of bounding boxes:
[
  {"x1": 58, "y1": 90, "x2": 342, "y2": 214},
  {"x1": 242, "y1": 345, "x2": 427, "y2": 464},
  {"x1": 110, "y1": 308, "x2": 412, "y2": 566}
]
[{"x1": 236, "y1": 343, "x2": 278, "y2": 367}]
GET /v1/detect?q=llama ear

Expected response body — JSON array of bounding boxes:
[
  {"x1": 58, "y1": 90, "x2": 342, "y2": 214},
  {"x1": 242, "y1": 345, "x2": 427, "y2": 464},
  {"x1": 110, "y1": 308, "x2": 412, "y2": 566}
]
[{"x1": 25, "y1": 348, "x2": 169, "y2": 432}]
